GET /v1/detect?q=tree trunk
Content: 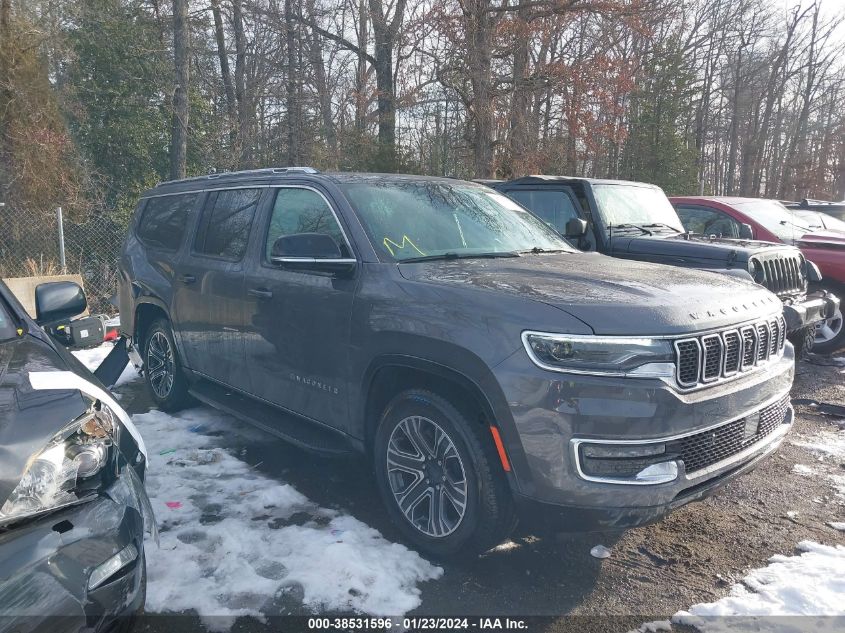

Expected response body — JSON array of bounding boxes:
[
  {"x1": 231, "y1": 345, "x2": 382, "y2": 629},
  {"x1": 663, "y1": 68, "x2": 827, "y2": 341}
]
[
  {"x1": 368, "y1": 0, "x2": 406, "y2": 170},
  {"x1": 285, "y1": 0, "x2": 301, "y2": 164},
  {"x1": 169, "y1": 0, "x2": 189, "y2": 180},
  {"x1": 232, "y1": 0, "x2": 249, "y2": 166},
  {"x1": 211, "y1": 0, "x2": 237, "y2": 135}
]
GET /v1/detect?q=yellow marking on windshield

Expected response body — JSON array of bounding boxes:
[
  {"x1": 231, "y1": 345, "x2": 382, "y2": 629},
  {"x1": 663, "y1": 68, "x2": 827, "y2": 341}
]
[{"x1": 383, "y1": 235, "x2": 426, "y2": 257}]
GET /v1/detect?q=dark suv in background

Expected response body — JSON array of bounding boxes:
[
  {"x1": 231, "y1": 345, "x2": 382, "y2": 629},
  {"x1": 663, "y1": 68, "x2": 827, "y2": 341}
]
[
  {"x1": 488, "y1": 176, "x2": 838, "y2": 356},
  {"x1": 120, "y1": 168, "x2": 795, "y2": 557}
]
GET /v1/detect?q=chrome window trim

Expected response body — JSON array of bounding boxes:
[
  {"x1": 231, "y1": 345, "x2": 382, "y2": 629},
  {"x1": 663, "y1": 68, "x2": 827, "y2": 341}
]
[
  {"x1": 570, "y1": 389, "x2": 792, "y2": 486},
  {"x1": 269, "y1": 257, "x2": 357, "y2": 265},
  {"x1": 261, "y1": 184, "x2": 356, "y2": 265}
]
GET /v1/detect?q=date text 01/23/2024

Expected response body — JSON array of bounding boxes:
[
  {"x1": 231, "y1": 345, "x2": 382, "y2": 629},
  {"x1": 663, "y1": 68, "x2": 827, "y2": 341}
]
[{"x1": 307, "y1": 618, "x2": 528, "y2": 630}]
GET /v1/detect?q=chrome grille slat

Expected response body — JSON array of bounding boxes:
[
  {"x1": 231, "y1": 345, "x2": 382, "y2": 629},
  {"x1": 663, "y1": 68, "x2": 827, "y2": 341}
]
[
  {"x1": 722, "y1": 330, "x2": 741, "y2": 376},
  {"x1": 752, "y1": 254, "x2": 806, "y2": 296},
  {"x1": 675, "y1": 316, "x2": 785, "y2": 389}
]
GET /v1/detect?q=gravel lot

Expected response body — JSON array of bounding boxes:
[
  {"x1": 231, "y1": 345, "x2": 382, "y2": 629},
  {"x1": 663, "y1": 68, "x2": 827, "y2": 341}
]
[{"x1": 116, "y1": 353, "x2": 845, "y2": 633}]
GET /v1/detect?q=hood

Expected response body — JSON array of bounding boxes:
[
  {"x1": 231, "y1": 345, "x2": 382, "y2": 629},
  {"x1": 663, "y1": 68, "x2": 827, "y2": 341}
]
[
  {"x1": 797, "y1": 230, "x2": 845, "y2": 249},
  {"x1": 0, "y1": 336, "x2": 88, "y2": 508},
  {"x1": 398, "y1": 253, "x2": 781, "y2": 336},
  {"x1": 609, "y1": 233, "x2": 786, "y2": 267}
]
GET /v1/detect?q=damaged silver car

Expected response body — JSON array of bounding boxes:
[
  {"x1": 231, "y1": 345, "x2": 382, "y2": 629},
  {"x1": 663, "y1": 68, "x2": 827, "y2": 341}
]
[{"x1": 0, "y1": 280, "x2": 152, "y2": 632}]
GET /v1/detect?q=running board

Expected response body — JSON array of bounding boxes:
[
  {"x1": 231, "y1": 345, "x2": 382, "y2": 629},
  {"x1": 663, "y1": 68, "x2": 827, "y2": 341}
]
[{"x1": 188, "y1": 379, "x2": 355, "y2": 455}]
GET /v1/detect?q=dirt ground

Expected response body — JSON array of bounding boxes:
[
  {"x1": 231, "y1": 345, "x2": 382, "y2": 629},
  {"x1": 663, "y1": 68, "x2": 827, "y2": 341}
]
[{"x1": 133, "y1": 354, "x2": 845, "y2": 633}]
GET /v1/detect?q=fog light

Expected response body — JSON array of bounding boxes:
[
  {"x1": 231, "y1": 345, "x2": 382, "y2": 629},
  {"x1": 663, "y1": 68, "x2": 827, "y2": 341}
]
[
  {"x1": 635, "y1": 462, "x2": 678, "y2": 483},
  {"x1": 88, "y1": 543, "x2": 138, "y2": 590},
  {"x1": 578, "y1": 441, "x2": 678, "y2": 483}
]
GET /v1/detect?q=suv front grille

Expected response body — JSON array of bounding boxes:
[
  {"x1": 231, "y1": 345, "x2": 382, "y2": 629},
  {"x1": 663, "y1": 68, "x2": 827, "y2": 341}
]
[
  {"x1": 668, "y1": 395, "x2": 791, "y2": 474},
  {"x1": 752, "y1": 254, "x2": 805, "y2": 296},
  {"x1": 674, "y1": 315, "x2": 786, "y2": 389}
]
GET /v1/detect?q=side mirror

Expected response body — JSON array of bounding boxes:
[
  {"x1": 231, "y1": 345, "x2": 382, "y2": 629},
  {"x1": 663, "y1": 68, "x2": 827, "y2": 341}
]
[
  {"x1": 270, "y1": 233, "x2": 356, "y2": 275},
  {"x1": 35, "y1": 281, "x2": 87, "y2": 325},
  {"x1": 739, "y1": 223, "x2": 754, "y2": 240},
  {"x1": 565, "y1": 217, "x2": 588, "y2": 238}
]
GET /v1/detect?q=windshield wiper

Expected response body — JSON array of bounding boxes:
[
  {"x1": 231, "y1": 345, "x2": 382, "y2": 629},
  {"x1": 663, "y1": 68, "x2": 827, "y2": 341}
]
[
  {"x1": 641, "y1": 222, "x2": 682, "y2": 232},
  {"x1": 612, "y1": 223, "x2": 653, "y2": 236},
  {"x1": 399, "y1": 251, "x2": 521, "y2": 263},
  {"x1": 520, "y1": 247, "x2": 571, "y2": 254}
]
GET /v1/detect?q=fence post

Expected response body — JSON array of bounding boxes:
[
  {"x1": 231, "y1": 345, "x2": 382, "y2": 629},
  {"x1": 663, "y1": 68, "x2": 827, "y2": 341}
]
[{"x1": 57, "y1": 207, "x2": 67, "y2": 273}]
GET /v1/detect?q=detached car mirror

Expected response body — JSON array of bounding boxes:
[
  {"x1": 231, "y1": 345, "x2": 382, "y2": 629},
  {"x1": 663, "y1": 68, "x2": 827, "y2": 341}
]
[
  {"x1": 739, "y1": 223, "x2": 754, "y2": 240},
  {"x1": 270, "y1": 233, "x2": 356, "y2": 276},
  {"x1": 35, "y1": 281, "x2": 87, "y2": 325},
  {"x1": 565, "y1": 217, "x2": 588, "y2": 238}
]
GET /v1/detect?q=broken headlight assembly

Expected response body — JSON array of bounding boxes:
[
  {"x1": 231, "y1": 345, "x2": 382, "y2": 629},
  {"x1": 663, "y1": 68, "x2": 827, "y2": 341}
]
[
  {"x1": 0, "y1": 402, "x2": 120, "y2": 525},
  {"x1": 522, "y1": 331, "x2": 675, "y2": 377}
]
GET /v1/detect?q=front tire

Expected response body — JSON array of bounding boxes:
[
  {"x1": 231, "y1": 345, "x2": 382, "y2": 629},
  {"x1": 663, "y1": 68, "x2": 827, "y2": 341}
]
[
  {"x1": 813, "y1": 302, "x2": 845, "y2": 355},
  {"x1": 143, "y1": 319, "x2": 193, "y2": 411},
  {"x1": 373, "y1": 389, "x2": 516, "y2": 559},
  {"x1": 789, "y1": 325, "x2": 815, "y2": 359}
]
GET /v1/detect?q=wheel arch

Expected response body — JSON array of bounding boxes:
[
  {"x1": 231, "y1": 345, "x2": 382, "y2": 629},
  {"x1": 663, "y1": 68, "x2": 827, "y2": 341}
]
[
  {"x1": 133, "y1": 299, "x2": 171, "y2": 350},
  {"x1": 359, "y1": 354, "x2": 522, "y2": 489}
]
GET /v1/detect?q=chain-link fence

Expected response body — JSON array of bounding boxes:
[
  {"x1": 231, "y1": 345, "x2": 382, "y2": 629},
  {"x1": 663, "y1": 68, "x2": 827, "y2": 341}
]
[{"x1": 0, "y1": 205, "x2": 125, "y2": 315}]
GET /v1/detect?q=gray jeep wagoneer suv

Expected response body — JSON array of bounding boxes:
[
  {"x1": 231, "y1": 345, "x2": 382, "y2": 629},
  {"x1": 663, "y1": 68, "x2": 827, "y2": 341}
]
[{"x1": 119, "y1": 168, "x2": 794, "y2": 557}]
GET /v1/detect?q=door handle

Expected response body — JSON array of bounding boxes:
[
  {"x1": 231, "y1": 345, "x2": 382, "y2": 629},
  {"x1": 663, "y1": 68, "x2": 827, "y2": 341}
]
[
  {"x1": 178, "y1": 274, "x2": 196, "y2": 284},
  {"x1": 248, "y1": 288, "x2": 273, "y2": 299}
]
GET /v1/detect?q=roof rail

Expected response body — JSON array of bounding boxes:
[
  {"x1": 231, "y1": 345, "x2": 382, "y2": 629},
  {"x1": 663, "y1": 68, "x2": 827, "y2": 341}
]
[{"x1": 156, "y1": 166, "x2": 320, "y2": 186}]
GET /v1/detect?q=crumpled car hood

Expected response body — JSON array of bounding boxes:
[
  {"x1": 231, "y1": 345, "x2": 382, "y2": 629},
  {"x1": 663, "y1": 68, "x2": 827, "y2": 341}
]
[
  {"x1": 0, "y1": 336, "x2": 88, "y2": 509},
  {"x1": 398, "y1": 253, "x2": 782, "y2": 335}
]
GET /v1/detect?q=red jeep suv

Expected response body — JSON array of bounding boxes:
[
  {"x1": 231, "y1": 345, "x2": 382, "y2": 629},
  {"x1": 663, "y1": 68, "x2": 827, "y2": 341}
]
[{"x1": 670, "y1": 196, "x2": 844, "y2": 353}]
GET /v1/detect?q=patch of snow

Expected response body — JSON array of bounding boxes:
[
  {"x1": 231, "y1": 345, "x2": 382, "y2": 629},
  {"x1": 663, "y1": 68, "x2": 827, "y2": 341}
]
[
  {"x1": 785, "y1": 511, "x2": 799, "y2": 519},
  {"x1": 136, "y1": 406, "x2": 441, "y2": 629},
  {"x1": 590, "y1": 545, "x2": 611, "y2": 559},
  {"x1": 829, "y1": 522, "x2": 845, "y2": 531},
  {"x1": 71, "y1": 342, "x2": 140, "y2": 386},
  {"x1": 672, "y1": 541, "x2": 845, "y2": 632},
  {"x1": 792, "y1": 464, "x2": 815, "y2": 475}
]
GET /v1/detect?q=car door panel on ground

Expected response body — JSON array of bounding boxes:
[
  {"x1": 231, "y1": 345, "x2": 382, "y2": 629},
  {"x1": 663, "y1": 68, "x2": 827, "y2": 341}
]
[
  {"x1": 173, "y1": 187, "x2": 266, "y2": 392},
  {"x1": 243, "y1": 185, "x2": 357, "y2": 431}
]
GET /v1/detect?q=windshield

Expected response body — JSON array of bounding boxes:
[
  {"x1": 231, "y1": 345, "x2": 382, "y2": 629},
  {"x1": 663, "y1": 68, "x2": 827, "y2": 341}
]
[
  {"x1": 340, "y1": 180, "x2": 574, "y2": 261},
  {"x1": 795, "y1": 210, "x2": 845, "y2": 233},
  {"x1": 592, "y1": 184, "x2": 684, "y2": 231},
  {"x1": 0, "y1": 299, "x2": 19, "y2": 342},
  {"x1": 732, "y1": 200, "x2": 813, "y2": 242}
]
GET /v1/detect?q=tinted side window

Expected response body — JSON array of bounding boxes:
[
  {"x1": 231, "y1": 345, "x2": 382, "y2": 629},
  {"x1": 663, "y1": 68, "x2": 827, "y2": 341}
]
[
  {"x1": 265, "y1": 188, "x2": 350, "y2": 259},
  {"x1": 194, "y1": 188, "x2": 262, "y2": 260},
  {"x1": 505, "y1": 189, "x2": 580, "y2": 233},
  {"x1": 137, "y1": 194, "x2": 197, "y2": 251},
  {"x1": 676, "y1": 205, "x2": 741, "y2": 238}
]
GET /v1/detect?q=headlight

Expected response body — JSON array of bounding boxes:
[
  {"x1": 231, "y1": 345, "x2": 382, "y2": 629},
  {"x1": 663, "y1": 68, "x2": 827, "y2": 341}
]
[
  {"x1": 522, "y1": 331, "x2": 675, "y2": 376},
  {"x1": 0, "y1": 403, "x2": 118, "y2": 525}
]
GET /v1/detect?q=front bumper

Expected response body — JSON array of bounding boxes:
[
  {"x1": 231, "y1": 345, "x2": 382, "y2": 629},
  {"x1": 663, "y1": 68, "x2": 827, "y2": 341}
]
[
  {"x1": 493, "y1": 343, "x2": 796, "y2": 530},
  {"x1": 0, "y1": 468, "x2": 148, "y2": 632},
  {"x1": 783, "y1": 290, "x2": 840, "y2": 332}
]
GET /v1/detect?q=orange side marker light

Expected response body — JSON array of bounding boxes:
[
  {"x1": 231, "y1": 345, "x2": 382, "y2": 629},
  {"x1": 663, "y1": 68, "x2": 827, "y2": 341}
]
[{"x1": 489, "y1": 426, "x2": 511, "y2": 472}]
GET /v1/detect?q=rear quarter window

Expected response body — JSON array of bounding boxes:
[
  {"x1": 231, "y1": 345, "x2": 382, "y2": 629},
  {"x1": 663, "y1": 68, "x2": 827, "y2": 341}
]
[
  {"x1": 137, "y1": 194, "x2": 197, "y2": 251},
  {"x1": 193, "y1": 188, "x2": 262, "y2": 261}
]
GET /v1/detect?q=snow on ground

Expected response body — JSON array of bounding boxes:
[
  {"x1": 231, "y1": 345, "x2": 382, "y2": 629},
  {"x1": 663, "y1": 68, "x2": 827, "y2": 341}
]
[
  {"x1": 792, "y1": 429, "x2": 845, "y2": 499},
  {"x1": 671, "y1": 541, "x2": 845, "y2": 632},
  {"x1": 71, "y1": 342, "x2": 141, "y2": 386},
  {"x1": 71, "y1": 343, "x2": 442, "y2": 629},
  {"x1": 135, "y1": 406, "x2": 442, "y2": 630}
]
